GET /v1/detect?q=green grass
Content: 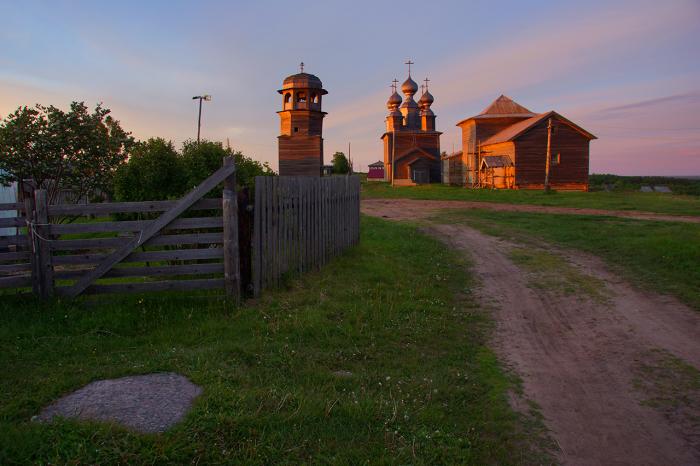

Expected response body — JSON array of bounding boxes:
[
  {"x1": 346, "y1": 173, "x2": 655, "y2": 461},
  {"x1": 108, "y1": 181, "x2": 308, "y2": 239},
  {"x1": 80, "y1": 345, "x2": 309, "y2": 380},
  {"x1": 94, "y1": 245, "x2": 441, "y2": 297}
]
[
  {"x1": 0, "y1": 216, "x2": 550, "y2": 465},
  {"x1": 433, "y1": 209, "x2": 700, "y2": 311},
  {"x1": 362, "y1": 182, "x2": 700, "y2": 216}
]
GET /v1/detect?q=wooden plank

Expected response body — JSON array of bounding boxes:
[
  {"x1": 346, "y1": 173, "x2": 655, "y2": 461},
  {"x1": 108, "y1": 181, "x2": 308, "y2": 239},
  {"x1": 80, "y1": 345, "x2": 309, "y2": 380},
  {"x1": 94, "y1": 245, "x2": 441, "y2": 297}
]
[
  {"x1": 252, "y1": 176, "x2": 263, "y2": 296},
  {"x1": 0, "y1": 263, "x2": 32, "y2": 274},
  {"x1": 53, "y1": 247, "x2": 224, "y2": 266},
  {"x1": 0, "y1": 217, "x2": 23, "y2": 228},
  {"x1": 0, "y1": 235, "x2": 29, "y2": 248},
  {"x1": 64, "y1": 159, "x2": 235, "y2": 298},
  {"x1": 50, "y1": 216, "x2": 223, "y2": 235},
  {"x1": 60, "y1": 278, "x2": 226, "y2": 295},
  {"x1": 0, "y1": 275, "x2": 31, "y2": 288},
  {"x1": 0, "y1": 202, "x2": 23, "y2": 211},
  {"x1": 34, "y1": 189, "x2": 54, "y2": 298},
  {"x1": 49, "y1": 232, "x2": 223, "y2": 251},
  {"x1": 264, "y1": 176, "x2": 272, "y2": 290},
  {"x1": 47, "y1": 198, "x2": 222, "y2": 216},
  {"x1": 271, "y1": 177, "x2": 278, "y2": 287},
  {"x1": 54, "y1": 262, "x2": 225, "y2": 280},
  {"x1": 0, "y1": 251, "x2": 31, "y2": 262},
  {"x1": 222, "y1": 157, "x2": 240, "y2": 303}
]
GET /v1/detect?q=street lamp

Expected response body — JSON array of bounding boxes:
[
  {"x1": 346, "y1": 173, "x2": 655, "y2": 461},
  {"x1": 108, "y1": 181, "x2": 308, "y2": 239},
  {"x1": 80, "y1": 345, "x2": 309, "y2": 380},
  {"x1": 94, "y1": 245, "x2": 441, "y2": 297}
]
[{"x1": 192, "y1": 94, "x2": 211, "y2": 143}]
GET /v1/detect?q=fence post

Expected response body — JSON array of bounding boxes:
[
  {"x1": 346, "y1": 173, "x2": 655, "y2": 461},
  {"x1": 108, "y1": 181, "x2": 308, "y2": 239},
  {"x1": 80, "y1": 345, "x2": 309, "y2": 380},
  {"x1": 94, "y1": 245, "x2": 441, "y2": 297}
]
[
  {"x1": 23, "y1": 197, "x2": 40, "y2": 297},
  {"x1": 33, "y1": 189, "x2": 54, "y2": 299},
  {"x1": 222, "y1": 156, "x2": 241, "y2": 304}
]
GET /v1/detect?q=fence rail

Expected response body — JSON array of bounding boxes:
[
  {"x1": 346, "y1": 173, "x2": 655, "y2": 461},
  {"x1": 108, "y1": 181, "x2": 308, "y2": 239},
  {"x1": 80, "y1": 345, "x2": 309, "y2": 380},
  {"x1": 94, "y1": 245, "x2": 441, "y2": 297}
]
[{"x1": 252, "y1": 175, "x2": 360, "y2": 296}]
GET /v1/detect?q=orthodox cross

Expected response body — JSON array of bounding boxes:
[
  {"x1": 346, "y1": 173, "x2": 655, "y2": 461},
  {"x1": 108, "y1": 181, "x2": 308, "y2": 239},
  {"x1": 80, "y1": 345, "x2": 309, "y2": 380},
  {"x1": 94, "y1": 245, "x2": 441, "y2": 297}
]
[
  {"x1": 423, "y1": 77, "x2": 430, "y2": 91},
  {"x1": 405, "y1": 59, "x2": 414, "y2": 76},
  {"x1": 391, "y1": 78, "x2": 399, "y2": 93},
  {"x1": 299, "y1": 61, "x2": 305, "y2": 73}
]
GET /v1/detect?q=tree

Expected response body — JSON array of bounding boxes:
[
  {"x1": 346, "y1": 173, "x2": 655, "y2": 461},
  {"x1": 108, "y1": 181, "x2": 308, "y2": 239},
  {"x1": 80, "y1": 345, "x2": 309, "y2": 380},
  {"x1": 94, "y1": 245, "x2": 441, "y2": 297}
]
[
  {"x1": 113, "y1": 138, "x2": 185, "y2": 202},
  {"x1": 332, "y1": 151, "x2": 350, "y2": 174},
  {"x1": 180, "y1": 139, "x2": 273, "y2": 195},
  {"x1": 0, "y1": 102, "x2": 133, "y2": 204}
]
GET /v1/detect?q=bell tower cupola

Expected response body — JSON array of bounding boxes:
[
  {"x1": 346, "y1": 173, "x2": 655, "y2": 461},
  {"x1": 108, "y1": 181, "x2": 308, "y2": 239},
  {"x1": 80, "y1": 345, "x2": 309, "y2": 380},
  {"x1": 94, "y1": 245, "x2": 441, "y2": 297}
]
[{"x1": 277, "y1": 62, "x2": 328, "y2": 176}]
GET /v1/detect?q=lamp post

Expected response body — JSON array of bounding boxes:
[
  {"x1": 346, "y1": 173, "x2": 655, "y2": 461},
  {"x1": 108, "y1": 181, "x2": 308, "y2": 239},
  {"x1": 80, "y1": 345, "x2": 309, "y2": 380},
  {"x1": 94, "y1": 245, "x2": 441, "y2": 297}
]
[{"x1": 192, "y1": 94, "x2": 211, "y2": 143}]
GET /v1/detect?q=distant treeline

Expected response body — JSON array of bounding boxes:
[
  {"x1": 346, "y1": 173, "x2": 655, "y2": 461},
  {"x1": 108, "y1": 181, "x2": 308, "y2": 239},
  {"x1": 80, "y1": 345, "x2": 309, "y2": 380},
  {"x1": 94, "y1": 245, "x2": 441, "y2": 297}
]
[{"x1": 589, "y1": 174, "x2": 700, "y2": 196}]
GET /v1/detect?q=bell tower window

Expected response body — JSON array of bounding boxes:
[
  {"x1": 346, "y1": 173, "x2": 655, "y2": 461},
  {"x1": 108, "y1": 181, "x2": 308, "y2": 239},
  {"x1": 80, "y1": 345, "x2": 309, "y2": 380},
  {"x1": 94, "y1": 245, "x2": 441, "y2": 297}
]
[
  {"x1": 297, "y1": 92, "x2": 307, "y2": 103},
  {"x1": 311, "y1": 93, "x2": 319, "y2": 104},
  {"x1": 284, "y1": 93, "x2": 292, "y2": 109}
]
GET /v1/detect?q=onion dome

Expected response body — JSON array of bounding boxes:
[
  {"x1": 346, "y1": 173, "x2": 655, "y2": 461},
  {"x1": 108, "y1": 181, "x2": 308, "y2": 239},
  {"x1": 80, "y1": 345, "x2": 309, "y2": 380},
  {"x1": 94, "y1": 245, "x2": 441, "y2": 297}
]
[
  {"x1": 419, "y1": 90, "x2": 434, "y2": 106},
  {"x1": 278, "y1": 72, "x2": 328, "y2": 95},
  {"x1": 401, "y1": 76, "x2": 418, "y2": 95},
  {"x1": 387, "y1": 91, "x2": 402, "y2": 109}
]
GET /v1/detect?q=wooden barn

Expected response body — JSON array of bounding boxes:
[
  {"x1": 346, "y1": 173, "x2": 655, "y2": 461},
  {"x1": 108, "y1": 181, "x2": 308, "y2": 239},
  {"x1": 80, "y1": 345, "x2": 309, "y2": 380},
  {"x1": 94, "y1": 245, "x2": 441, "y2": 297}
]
[{"x1": 451, "y1": 95, "x2": 596, "y2": 190}]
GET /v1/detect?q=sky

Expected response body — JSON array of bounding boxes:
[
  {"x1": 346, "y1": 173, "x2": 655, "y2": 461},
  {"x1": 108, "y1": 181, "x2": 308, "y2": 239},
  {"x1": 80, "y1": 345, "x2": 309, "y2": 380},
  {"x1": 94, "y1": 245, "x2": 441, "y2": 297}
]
[{"x1": 1, "y1": 0, "x2": 699, "y2": 175}]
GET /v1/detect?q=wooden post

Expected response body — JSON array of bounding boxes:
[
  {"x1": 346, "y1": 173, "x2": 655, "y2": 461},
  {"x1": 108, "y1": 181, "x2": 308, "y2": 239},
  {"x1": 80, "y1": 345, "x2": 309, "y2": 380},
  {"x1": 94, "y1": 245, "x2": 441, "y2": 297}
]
[
  {"x1": 222, "y1": 156, "x2": 241, "y2": 304},
  {"x1": 34, "y1": 189, "x2": 54, "y2": 299},
  {"x1": 544, "y1": 117, "x2": 553, "y2": 192},
  {"x1": 24, "y1": 197, "x2": 40, "y2": 296}
]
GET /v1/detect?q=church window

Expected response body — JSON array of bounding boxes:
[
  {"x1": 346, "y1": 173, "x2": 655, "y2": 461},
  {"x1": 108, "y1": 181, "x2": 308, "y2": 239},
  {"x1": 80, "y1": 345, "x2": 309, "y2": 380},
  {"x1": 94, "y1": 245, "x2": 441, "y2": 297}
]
[
  {"x1": 551, "y1": 153, "x2": 561, "y2": 165},
  {"x1": 311, "y1": 93, "x2": 318, "y2": 104},
  {"x1": 297, "y1": 92, "x2": 307, "y2": 103},
  {"x1": 294, "y1": 127, "x2": 299, "y2": 133},
  {"x1": 284, "y1": 93, "x2": 291, "y2": 103}
]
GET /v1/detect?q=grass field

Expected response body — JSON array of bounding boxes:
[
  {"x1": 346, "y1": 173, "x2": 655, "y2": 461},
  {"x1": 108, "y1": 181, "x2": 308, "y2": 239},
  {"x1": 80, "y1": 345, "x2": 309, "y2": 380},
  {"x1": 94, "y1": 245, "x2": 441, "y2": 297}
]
[
  {"x1": 0, "y1": 216, "x2": 550, "y2": 465},
  {"x1": 433, "y1": 209, "x2": 700, "y2": 311},
  {"x1": 362, "y1": 182, "x2": 700, "y2": 216}
]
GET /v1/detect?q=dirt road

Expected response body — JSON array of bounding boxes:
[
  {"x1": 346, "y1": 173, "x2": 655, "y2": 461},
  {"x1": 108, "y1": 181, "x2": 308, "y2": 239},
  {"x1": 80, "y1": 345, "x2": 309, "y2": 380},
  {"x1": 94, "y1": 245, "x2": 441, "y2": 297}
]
[
  {"x1": 363, "y1": 199, "x2": 700, "y2": 466},
  {"x1": 362, "y1": 198, "x2": 700, "y2": 223}
]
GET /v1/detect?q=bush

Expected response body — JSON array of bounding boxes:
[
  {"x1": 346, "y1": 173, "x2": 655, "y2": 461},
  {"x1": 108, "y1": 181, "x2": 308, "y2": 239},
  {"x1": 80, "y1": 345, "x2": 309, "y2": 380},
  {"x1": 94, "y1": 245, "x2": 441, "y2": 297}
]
[{"x1": 113, "y1": 138, "x2": 184, "y2": 202}]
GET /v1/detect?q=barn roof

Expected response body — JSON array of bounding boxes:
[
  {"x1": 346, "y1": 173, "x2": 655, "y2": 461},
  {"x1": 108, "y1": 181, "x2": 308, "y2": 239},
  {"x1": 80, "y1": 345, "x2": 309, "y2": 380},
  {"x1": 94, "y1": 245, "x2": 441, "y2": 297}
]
[
  {"x1": 481, "y1": 155, "x2": 513, "y2": 168},
  {"x1": 368, "y1": 160, "x2": 384, "y2": 167},
  {"x1": 456, "y1": 95, "x2": 536, "y2": 126},
  {"x1": 481, "y1": 111, "x2": 597, "y2": 146}
]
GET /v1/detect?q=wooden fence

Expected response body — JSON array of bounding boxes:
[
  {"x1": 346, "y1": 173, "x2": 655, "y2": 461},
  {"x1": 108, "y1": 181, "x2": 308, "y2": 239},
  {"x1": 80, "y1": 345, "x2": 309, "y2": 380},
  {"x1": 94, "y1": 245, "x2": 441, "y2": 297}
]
[
  {"x1": 0, "y1": 162, "x2": 361, "y2": 301},
  {"x1": 252, "y1": 175, "x2": 360, "y2": 296}
]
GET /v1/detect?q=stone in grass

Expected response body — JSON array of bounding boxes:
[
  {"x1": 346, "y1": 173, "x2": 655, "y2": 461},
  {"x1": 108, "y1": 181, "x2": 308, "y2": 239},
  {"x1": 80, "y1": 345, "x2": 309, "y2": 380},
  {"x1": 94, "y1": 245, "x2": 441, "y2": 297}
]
[
  {"x1": 333, "y1": 370, "x2": 353, "y2": 378},
  {"x1": 34, "y1": 372, "x2": 202, "y2": 434}
]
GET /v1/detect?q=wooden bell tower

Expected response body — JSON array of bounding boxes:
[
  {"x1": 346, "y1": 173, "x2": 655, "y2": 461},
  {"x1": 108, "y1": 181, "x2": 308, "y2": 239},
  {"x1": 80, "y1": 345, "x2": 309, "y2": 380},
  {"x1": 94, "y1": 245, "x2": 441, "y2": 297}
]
[{"x1": 277, "y1": 63, "x2": 328, "y2": 176}]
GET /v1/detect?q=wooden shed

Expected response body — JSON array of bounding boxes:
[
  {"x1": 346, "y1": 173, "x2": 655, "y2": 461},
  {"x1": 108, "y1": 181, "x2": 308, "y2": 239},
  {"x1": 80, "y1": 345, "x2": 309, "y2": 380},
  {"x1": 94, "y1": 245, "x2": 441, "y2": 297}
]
[
  {"x1": 367, "y1": 161, "x2": 385, "y2": 181},
  {"x1": 480, "y1": 111, "x2": 596, "y2": 191},
  {"x1": 479, "y1": 156, "x2": 514, "y2": 189}
]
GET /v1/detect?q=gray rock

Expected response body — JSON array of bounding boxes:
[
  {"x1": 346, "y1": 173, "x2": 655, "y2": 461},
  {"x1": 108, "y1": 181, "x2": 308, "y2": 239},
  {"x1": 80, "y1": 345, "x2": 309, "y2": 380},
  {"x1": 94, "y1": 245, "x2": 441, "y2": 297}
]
[
  {"x1": 34, "y1": 372, "x2": 202, "y2": 433},
  {"x1": 333, "y1": 370, "x2": 353, "y2": 378},
  {"x1": 653, "y1": 185, "x2": 672, "y2": 193}
]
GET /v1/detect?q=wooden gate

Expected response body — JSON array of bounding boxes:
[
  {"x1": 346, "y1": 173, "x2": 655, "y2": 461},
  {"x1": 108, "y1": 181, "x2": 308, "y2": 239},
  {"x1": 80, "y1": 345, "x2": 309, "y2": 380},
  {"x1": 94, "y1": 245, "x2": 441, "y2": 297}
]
[{"x1": 0, "y1": 157, "x2": 241, "y2": 302}]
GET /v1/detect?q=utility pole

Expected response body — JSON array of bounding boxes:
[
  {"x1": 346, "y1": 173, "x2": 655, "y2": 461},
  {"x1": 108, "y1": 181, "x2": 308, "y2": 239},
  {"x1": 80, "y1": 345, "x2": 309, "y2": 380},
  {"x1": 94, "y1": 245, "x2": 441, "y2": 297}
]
[
  {"x1": 544, "y1": 117, "x2": 553, "y2": 192},
  {"x1": 192, "y1": 94, "x2": 212, "y2": 143},
  {"x1": 348, "y1": 141, "x2": 352, "y2": 174}
]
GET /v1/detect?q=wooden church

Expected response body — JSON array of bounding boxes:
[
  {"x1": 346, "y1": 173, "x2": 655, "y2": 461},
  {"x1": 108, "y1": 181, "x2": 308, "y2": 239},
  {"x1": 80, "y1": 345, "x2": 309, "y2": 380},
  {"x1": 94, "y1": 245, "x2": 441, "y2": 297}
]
[
  {"x1": 381, "y1": 62, "x2": 442, "y2": 185},
  {"x1": 445, "y1": 95, "x2": 596, "y2": 190}
]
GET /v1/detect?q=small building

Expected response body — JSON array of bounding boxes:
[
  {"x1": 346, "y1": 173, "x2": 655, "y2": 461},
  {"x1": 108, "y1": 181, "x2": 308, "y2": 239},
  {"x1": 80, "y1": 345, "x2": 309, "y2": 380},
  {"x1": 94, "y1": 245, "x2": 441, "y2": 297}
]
[
  {"x1": 367, "y1": 161, "x2": 385, "y2": 181},
  {"x1": 322, "y1": 164, "x2": 333, "y2": 176},
  {"x1": 381, "y1": 63, "x2": 442, "y2": 185},
  {"x1": 441, "y1": 151, "x2": 463, "y2": 185},
  {"x1": 277, "y1": 63, "x2": 328, "y2": 176},
  {"x1": 450, "y1": 95, "x2": 596, "y2": 190}
]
